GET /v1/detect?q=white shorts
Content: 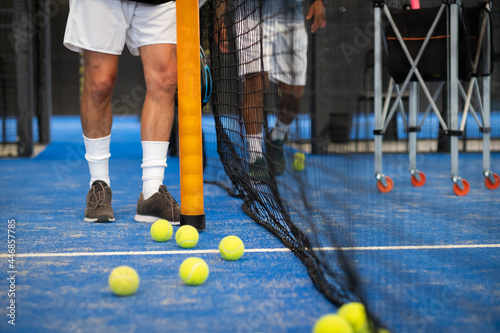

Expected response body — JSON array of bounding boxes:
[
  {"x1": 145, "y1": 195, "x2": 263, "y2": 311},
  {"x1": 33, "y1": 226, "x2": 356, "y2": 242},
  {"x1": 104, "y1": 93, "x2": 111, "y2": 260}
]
[
  {"x1": 63, "y1": 0, "x2": 176, "y2": 56},
  {"x1": 236, "y1": 17, "x2": 308, "y2": 86}
]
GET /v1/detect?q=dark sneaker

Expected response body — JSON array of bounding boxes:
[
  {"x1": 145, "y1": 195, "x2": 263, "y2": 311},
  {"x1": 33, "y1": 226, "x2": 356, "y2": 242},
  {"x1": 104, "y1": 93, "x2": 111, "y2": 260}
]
[
  {"x1": 134, "y1": 185, "x2": 180, "y2": 224},
  {"x1": 267, "y1": 131, "x2": 285, "y2": 176},
  {"x1": 84, "y1": 180, "x2": 115, "y2": 223},
  {"x1": 249, "y1": 156, "x2": 270, "y2": 183}
]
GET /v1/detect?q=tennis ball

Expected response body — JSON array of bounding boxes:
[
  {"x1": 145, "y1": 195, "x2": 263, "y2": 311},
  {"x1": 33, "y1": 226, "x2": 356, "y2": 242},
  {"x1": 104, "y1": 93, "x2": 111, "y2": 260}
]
[
  {"x1": 175, "y1": 225, "x2": 199, "y2": 248},
  {"x1": 108, "y1": 266, "x2": 140, "y2": 296},
  {"x1": 150, "y1": 219, "x2": 173, "y2": 242},
  {"x1": 295, "y1": 152, "x2": 305, "y2": 161},
  {"x1": 337, "y1": 302, "x2": 368, "y2": 333},
  {"x1": 292, "y1": 152, "x2": 305, "y2": 172},
  {"x1": 219, "y1": 235, "x2": 244, "y2": 260},
  {"x1": 179, "y1": 257, "x2": 209, "y2": 285},
  {"x1": 313, "y1": 314, "x2": 354, "y2": 333}
]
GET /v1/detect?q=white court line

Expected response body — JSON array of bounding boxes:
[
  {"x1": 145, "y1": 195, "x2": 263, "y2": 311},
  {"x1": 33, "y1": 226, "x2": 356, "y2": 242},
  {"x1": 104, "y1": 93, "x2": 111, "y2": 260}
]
[{"x1": 1, "y1": 243, "x2": 499, "y2": 258}]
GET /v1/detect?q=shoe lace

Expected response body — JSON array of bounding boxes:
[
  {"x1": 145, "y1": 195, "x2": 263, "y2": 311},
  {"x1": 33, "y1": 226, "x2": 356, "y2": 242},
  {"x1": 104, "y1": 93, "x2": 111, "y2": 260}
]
[
  {"x1": 158, "y1": 185, "x2": 179, "y2": 218},
  {"x1": 87, "y1": 182, "x2": 106, "y2": 210}
]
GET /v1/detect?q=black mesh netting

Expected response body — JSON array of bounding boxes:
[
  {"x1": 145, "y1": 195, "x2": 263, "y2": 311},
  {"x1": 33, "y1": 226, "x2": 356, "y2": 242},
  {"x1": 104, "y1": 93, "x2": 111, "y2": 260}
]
[{"x1": 197, "y1": 1, "x2": 499, "y2": 332}]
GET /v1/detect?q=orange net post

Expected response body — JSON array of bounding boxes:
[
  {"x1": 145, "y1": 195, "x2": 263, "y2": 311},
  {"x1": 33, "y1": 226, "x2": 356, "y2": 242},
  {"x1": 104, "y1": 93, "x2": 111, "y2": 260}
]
[{"x1": 176, "y1": 0, "x2": 205, "y2": 230}]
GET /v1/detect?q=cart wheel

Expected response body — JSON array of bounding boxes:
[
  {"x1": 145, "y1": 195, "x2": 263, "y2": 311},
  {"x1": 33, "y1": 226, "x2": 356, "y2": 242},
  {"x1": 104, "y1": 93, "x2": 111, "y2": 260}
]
[
  {"x1": 485, "y1": 173, "x2": 500, "y2": 190},
  {"x1": 453, "y1": 179, "x2": 470, "y2": 196},
  {"x1": 377, "y1": 176, "x2": 394, "y2": 193},
  {"x1": 411, "y1": 171, "x2": 426, "y2": 187}
]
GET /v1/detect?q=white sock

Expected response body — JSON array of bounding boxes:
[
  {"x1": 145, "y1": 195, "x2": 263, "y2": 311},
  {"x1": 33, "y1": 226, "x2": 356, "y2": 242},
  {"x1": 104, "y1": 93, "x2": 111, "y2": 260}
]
[
  {"x1": 141, "y1": 141, "x2": 169, "y2": 200},
  {"x1": 83, "y1": 134, "x2": 111, "y2": 188},
  {"x1": 271, "y1": 118, "x2": 290, "y2": 141},
  {"x1": 247, "y1": 133, "x2": 263, "y2": 163}
]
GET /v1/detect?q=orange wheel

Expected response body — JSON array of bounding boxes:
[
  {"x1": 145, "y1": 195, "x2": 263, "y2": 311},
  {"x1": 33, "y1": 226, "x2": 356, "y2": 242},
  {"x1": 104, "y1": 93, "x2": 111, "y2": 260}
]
[
  {"x1": 453, "y1": 179, "x2": 470, "y2": 196},
  {"x1": 377, "y1": 176, "x2": 394, "y2": 193},
  {"x1": 411, "y1": 171, "x2": 426, "y2": 187},
  {"x1": 485, "y1": 173, "x2": 500, "y2": 190}
]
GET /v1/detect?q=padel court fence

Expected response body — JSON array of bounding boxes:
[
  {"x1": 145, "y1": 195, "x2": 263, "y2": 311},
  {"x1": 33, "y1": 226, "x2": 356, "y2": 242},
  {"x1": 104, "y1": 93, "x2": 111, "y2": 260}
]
[
  {"x1": 1, "y1": 0, "x2": 498, "y2": 158},
  {"x1": 0, "y1": 0, "x2": 52, "y2": 157}
]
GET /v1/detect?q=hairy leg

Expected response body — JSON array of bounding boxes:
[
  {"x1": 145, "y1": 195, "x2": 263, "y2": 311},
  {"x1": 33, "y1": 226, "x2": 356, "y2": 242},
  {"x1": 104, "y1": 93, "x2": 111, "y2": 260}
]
[
  {"x1": 140, "y1": 43, "x2": 177, "y2": 141},
  {"x1": 81, "y1": 50, "x2": 118, "y2": 138},
  {"x1": 243, "y1": 72, "x2": 268, "y2": 135}
]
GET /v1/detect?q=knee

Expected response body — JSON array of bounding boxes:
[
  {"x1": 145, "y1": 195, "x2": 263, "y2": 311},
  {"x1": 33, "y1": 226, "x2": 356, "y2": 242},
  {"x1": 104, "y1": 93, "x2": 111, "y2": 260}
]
[
  {"x1": 85, "y1": 72, "x2": 116, "y2": 102},
  {"x1": 291, "y1": 86, "x2": 305, "y2": 100},
  {"x1": 286, "y1": 86, "x2": 305, "y2": 101},
  {"x1": 146, "y1": 67, "x2": 178, "y2": 97}
]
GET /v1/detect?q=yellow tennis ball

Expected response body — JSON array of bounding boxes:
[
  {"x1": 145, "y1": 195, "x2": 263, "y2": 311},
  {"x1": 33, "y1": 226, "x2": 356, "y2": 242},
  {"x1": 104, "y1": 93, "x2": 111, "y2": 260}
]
[
  {"x1": 219, "y1": 235, "x2": 244, "y2": 260},
  {"x1": 293, "y1": 152, "x2": 305, "y2": 171},
  {"x1": 150, "y1": 219, "x2": 173, "y2": 242},
  {"x1": 179, "y1": 257, "x2": 209, "y2": 285},
  {"x1": 313, "y1": 314, "x2": 354, "y2": 333},
  {"x1": 337, "y1": 302, "x2": 368, "y2": 333},
  {"x1": 292, "y1": 160, "x2": 305, "y2": 171},
  {"x1": 175, "y1": 225, "x2": 199, "y2": 248},
  {"x1": 108, "y1": 266, "x2": 140, "y2": 296}
]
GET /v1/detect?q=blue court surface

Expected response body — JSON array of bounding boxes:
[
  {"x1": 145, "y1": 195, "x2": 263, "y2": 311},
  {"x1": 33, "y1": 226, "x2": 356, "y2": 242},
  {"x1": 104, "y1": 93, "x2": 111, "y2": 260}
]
[{"x1": 0, "y1": 115, "x2": 499, "y2": 333}]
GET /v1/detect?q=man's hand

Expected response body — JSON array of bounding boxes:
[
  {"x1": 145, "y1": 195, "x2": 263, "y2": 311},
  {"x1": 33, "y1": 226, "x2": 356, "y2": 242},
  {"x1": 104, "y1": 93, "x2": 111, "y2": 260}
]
[{"x1": 306, "y1": 0, "x2": 326, "y2": 34}]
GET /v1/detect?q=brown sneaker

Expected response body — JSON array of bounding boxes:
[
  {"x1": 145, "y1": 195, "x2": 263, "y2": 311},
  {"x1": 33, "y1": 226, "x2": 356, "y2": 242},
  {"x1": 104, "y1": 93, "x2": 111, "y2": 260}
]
[
  {"x1": 84, "y1": 180, "x2": 115, "y2": 223},
  {"x1": 134, "y1": 185, "x2": 180, "y2": 224}
]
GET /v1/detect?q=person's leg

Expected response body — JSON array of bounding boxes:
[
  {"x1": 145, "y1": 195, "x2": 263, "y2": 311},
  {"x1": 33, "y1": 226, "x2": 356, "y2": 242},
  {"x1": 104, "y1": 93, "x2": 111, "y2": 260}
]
[
  {"x1": 140, "y1": 43, "x2": 176, "y2": 198},
  {"x1": 64, "y1": 0, "x2": 132, "y2": 222},
  {"x1": 81, "y1": 51, "x2": 118, "y2": 139},
  {"x1": 266, "y1": 82, "x2": 305, "y2": 176},
  {"x1": 243, "y1": 72, "x2": 268, "y2": 164},
  {"x1": 81, "y1": 50, "x2": 119, "y2": 222},
  {"x1": 266, "y1": 17, "x2": 308, "y2": 176},
  {"x1": 139, "y1": 44, "x2": 177, "y2": 142},
  {"x1": 271, "y1": 83, "x2": 305, "y2": 141},
  {"x1": 134, "y1": 43, "x2": 180, "y2": 224}
]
